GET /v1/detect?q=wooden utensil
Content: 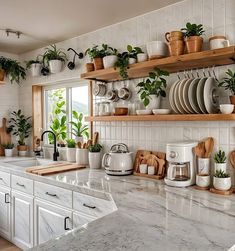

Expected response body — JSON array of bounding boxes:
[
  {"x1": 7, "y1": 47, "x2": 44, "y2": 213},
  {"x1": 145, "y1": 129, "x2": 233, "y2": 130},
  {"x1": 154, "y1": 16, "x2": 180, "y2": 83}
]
[
  {"x1": 92, "y1": 132, "x2": 99, "y2": 145},
  {"x1": 82, "y1": 143, "x2": 87, "y2": 149},
  {"x1": 230, "y1": 150, "x2": 235, "y2": 169},
  {"x1": 77, "y1": 142, "x2": 82, "y2": 149},
  {"x1": 204, "y1": 137, "x2": 214, "y2": 158},
  {"x1": 0, "y1": 118, "x2": 11, "y2": 156},
  {"x1": 194, "y1": 142, "x2": 206, "y2": 158},
  {"x1": 86, "y1": 140, "x2": 92, "y2": 149}
]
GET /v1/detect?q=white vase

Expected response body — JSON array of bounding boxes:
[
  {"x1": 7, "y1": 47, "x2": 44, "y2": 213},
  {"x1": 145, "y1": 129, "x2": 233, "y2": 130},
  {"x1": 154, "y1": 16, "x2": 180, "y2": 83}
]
[
  {"x1": 49, "y1": 60, "x2": 63, "y2": 73},
  {"x1": 89, "y1": 152, "x2": 102, "y2": 169},
  {"x1": 128, "y1": 58, "x2": 136, "y2": 65},
  {"x1": 137, "y1": 53, "x2": 148, "y2": 62},
  {"x1": 146, "y1": 95, "x2": 161, "y2": 110},
  {"x1": 197, "y1": 158, "x2": 210, "y2": 174},
  {"x1": 76, "y1": 149, "x2": 88, "y2": 165},
  {"x1": 5, "y1": 149, "x2": 13, "y2": 157},
  {"x1": 214, "y1": 162, "x2": 227, "y2": 173},
  {"x1": 67, "y1": 148, "x2": 76, "y2": 162},
  {"x1": 57, "y1": 147, "x2": 67, "y2": 161},
  {"x1": 30, "y1": 63, "x2": 41, "y2": 77},
  {"x1": 213, "y1": 176, "x2": 231, "y2": 191},
  {"x1": 103, "y1": 55, "x2": 118, "y2": 68}
]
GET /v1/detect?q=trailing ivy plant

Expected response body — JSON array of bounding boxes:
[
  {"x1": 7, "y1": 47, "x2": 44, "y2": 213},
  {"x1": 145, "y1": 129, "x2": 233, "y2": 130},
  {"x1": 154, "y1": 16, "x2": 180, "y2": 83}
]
[
  {"x1": 69, "y1": 111, "x2": 89, "y2": 139},
  {"x1": 114, "y1": 52, "x2": 129, "y2": 79},
  {"x1": 218, "y1": 69, "x2": 235, "y2": 95},
  {"x1": 214, "y1": 150, "x2": 226, "y2": 163},
  {"x1": 181, "y1": 22, "x2": 205, "y2": 37},
  {"x1": 137, "y1": 67, "x2": 169, "y2": 107}
]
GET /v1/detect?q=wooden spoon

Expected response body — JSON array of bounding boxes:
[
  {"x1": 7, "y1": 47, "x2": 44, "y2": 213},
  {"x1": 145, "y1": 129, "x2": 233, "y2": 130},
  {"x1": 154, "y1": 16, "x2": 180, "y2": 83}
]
[
  {"x1": 230, "y1": 150, "x2": 235, "y2": 169},
  {"x1": 204, "y1": 137, "x2": 214, "y2": 158},
  {"x1": 86, "y1": 140, "x2": 92, "y2": 149},
  {"x1": 194, "y1": 142, "x2": 206, "y2": 158},
  {"x1": 77, "y1": 142, "x2": 82, "y2": 149},
  {"x1": 92, "y1": 132, "x2": 99, "y2": 145}
]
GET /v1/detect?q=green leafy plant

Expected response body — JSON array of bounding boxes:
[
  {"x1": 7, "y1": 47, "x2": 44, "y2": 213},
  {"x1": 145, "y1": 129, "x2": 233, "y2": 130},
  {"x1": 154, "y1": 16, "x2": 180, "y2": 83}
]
[
  {"x1": 1, "y1": 143, "x2": 14, "y2": 149},
  {"x1": 66, "y1": 139, "x2": 76, "y2": 148},
  {"x1": 70, "y1": 111, "x2": 89, "y2": 139},
  {"x1": 49, "y1": 115, "x2": 67, "y2": 144},
  {"x1": 137, "y1": 67, "x2": 169, "y2": 107},
  {"x1": 25, "y1": 56, "x2": 41, "y2": 69},
  {"x1": 127, "y1": 45, "x2": 143, "y2": 59},
  {"x1": 88, "y1": 144, "x2": 102, "y2": 152},
  {"x1": 181, "y1": 22, "x2": 205, "y2": 37},
  {"x1": 218, "y1": 69, "x2": 235, "y2": 95},
  {"x1": 102, "y1": 44, "x2": 118, "y2": 56},
  {"x1": 114, "y1": 52, "x2": 129, "y2": 79},
  {"x1": 8, "y1": 110, "x2": 32, "y2": 145},
  {"x1": 214, "y1": 169, "x2": 230, "y2": 178},
  {"x1": 214, "y1": 150, "x2": 226, "y2": 163},
  {"x1": 43, "y1": 44, "x2": 67, "y2": 64},
  {"x1": 85, "y1": 45, "x2": 106, "y2": 60},
  {"x1": 0, "y1": 56, "x2": 26, "y2": 84}
]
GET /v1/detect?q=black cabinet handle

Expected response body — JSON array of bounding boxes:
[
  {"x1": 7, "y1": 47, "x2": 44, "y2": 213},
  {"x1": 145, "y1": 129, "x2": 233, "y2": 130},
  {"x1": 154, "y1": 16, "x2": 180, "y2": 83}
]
[
  {"x1": 83, "y1": 203, "x2": 96, "y2": 209},
  {"x1": 5, "y1": 193, "x2": 10, "y2": 204},
  {"x1": 64, "y1": 216, "x2": 70, "y2": 230},
  {"x1": 16, "y1": 182, "x2": 25, "y2": 187},
  {"x1": 45, "y1": 192, "x2": 57, "y2": 197}
]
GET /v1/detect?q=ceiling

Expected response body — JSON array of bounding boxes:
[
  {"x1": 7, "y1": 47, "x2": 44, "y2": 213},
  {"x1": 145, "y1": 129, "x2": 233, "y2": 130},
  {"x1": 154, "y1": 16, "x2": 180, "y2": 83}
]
[{"x1": 0, "y1": 0, "x2": 182, "y2": 54}]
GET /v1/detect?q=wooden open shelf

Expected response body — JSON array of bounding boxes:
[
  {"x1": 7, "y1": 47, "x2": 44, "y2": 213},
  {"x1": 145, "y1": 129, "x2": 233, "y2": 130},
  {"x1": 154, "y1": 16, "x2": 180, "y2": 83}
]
[
  {"x1": 81, "y1": 46, "x2": 235, "y2": 82},
  {"x1": 85, "y1": 114, "x2": 235, "y2": 122}
]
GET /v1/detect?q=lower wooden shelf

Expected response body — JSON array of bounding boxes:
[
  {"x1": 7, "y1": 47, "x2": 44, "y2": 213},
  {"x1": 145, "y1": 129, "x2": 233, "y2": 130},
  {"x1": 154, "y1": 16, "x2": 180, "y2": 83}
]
[{"x1": 85, "y1": 114, "x2": 235, "y2": 122}]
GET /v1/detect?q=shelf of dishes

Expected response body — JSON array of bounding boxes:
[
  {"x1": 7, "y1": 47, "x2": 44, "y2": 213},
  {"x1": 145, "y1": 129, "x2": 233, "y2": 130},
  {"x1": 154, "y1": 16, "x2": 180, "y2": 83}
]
[{"x1": 81, "y1": 46, "x2": 235, "y2": 82}]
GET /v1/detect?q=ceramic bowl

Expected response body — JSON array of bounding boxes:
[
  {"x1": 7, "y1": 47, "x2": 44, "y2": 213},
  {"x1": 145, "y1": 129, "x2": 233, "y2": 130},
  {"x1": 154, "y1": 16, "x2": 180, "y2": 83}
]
[
  {"x1": 152, "y1": 109, "x2": 171, "y2": 115},
  {"x1": 136, "y1": 109, "x2": 152, "y2": 115},
  {"x1": 220, "y1": 104, "x2": 234, "y2": 114}
]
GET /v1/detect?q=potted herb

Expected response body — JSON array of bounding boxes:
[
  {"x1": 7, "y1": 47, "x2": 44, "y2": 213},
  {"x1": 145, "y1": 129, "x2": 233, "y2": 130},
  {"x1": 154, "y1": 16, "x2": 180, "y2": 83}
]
[
  {"x1": 102, "y1": 44, "x2": 118, "y2": 69},
  {"x1": 88, "y1": 144, "x2": 102, "y2": 169},
  {"x1": 114, "y1": 52, "x2": 129, "y2": 79},
  {"x1": 137, "y1": 67, "x2": 169, "y2": 109},
  {"x1": 218, "y1": 69, "x2": 235, "y2": 110},
  {"x1": 43, "y1": 44, "x2": 67, "y2": 74},
  {"x1": 49, "y1": 115, "x2": 67, "y2": 145},
  {"x1": 85, "y1": 45, "x2": 106, "y2": 70},
  {"x1": 2, "y1": 143, "x2": 14, "y2": 157},
  {"x1": 213, "y1": 170, "x2": 231, "y2": 191},
  {"x1": 8, "y1": 110, "x2": 32, "y2": 156},
  {"x1": 214, "y1": 150, "x2": 227, "y2": 173},
  {"x1": 26, "y1": 57, "x2": 42, "y2": 77},
  {"x1": 181, "y1": 22, "x2": 205, "y2": 53},
  {"x1": 66, "y1": 139, "x2": 76, "y2": 162},
  {"x1": 127, "y1": 45, "x2": 146, "y2": 64}
]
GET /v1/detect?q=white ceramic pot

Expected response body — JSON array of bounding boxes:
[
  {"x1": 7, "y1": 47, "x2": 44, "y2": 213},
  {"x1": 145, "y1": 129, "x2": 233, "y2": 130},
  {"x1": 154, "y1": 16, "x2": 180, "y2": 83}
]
[
  {"x1": 128, "y1": 58, "x2": 136, "y2": 65},
  {"x1": 213, "y1": 176, "x2": 231, "y2": 191},
  {"x1": 146, "y1": 95, "x2": 161, "y2": 110},
  {"x1": 214, "y1": 162, "x2": 227, "y2": 173},
  {"x1": 139, "y1": 164, "x2": 147, "y2": 174},
  {"x1": 209, "y1": 36, "x2": 230, "y2": 50},
  {"x1": 57, "y1": 147, "x2": 67, "y2": 161},
  {"x1": 76, "y1": 148, "x2": 88, "y2": 165},
  {"x1": 196, "y1": 174, "x2": 210, "y2": 187},
  {"x1": 197, "y1": 158, "x2": 210, "y2": 174},
  {"x1": 4, "y1": 149, "x2": 13, "y2": 157},
  {"x1": 103, "y1": 55, "x2": 118, "y2": 69},
  {"x1": 148, "y1": 166, "x2": 156, "y2": 175},
  {"x1": 30, "y1": 63, "x2": 41, "y2": 77},
  {"x1": 67, "y1": 148, "x2": 76, "y2": 162},
  {"x1": 89, "y1": 152, "x2": 102, "y2": 169},
  {"x1": 220, "y1": 104, "x2": 234, "y2": 114},
  {"x1": 146, "y1": 41, "x2": 168, "y2": 59},
  {"x1": 137, "y1": 53, "x2": 148, "y2": 62},
  {"x1": 18, "y1": 151, "x2": 27, "y2": 157},
  {"x1": 49, "y1": 60, "x2": 63, "y2": 74}
]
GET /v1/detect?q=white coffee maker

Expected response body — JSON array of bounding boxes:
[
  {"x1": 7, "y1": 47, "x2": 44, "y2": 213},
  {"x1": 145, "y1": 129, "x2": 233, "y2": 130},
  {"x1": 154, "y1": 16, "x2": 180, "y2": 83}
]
[{"x1": 165, "y1": 141, "x2": 198, "y2": 187}]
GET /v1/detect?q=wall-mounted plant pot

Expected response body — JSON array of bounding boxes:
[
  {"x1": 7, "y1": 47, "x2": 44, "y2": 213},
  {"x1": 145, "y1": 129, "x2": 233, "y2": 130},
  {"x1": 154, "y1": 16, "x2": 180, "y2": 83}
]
[
  {"x1": 17, "y1": 145, "x2": 28, "y2": 156},
  {"x1": 93, "y1": 58, "x2": 104, "y2": 70},
  {"x1": 49, "y1": 60, "x2": 63, "y2": 73},
  {"x1": 0, "y1": 69, "x2": 5, "y2": 82},
  {"x1": 30, "y1": 63, "x2": 41, "y2": 77},
  {"x1": 103, "y1": 55, "x2": 118, "y2": 69},
  {"x1": 86, "y1": 63, "x2": 94, "y2": 72},
  {"x1": 229, "y1": 96, "x2": 235, "y2": 113},
  {"x1": 185, "y1": 36, "x2": 203, "y2": 53},
  {"x1": 146, "y1": 94, "x2": 161, "y2": 110}
]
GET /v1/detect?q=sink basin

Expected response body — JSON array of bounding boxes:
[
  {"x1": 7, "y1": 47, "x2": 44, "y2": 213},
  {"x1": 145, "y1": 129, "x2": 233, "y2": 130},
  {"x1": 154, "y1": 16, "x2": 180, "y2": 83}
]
[{"x1": 6, "y1": 158, "x2": 55, "y2": 168}]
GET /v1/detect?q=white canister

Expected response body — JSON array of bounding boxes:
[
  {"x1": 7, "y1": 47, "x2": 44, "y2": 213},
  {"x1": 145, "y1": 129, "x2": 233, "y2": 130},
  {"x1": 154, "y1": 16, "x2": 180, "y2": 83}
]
[
  {"x1": 146, "y1": 94, "x2": 161, "y2": 110},
  {"x1": 214, "y1": 162, "x2": 227, "y2": 173},
  {"x1": 89, "y1": 152, "x2": 102, "y2": 169},
  {"x1": 146, "y1": 41, "x2": 168, "y2": 59},
  {"x1": 30, "y1": 63, "x2": 41, "y2": 77},
  {"x1": 137, "y1": 53, "x2": 148, "y2": 63},
  {"x1": 196, "y1": 174, "x2": 210, "y2": 188},
  {"x1": 76, "y1": 149, "x2": 89, "y2": 165},
  {"x1": 139, "y1": 164, "x2": 148, "y2": 174},
  {"x1": 197, "y1": 158, "x2": 210, "y2": 174},
  {"x1": 4, "y1": 149, "x2": 13, "y2": 157},
  {"x1": 213, "y1": 176, "x2": 231, "y2": 191},
  {"x1": 148, "y1": 166, "x2": 156, "y2": 175},
  {"x1": 209, "y1": 36, "x2": 230, "y2": 50},
  {"x1": 66, "y1": 148, "x2": 76, "y2": 162},
  {"x1": 103, "y1": 55, "x2": 118, "y2": 69}
]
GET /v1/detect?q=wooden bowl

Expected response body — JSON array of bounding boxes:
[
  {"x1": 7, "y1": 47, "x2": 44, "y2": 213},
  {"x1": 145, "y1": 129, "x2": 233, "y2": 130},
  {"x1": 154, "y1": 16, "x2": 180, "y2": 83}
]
[{"x1": 114, "y1": 107, "x2": 128, "y2": 116}]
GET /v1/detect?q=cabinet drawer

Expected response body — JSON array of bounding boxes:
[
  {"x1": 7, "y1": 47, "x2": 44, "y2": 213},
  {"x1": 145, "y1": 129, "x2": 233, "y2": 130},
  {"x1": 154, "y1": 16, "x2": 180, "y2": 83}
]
[
  {"x1": 34, "y1": 182, "x2": 72, "y2": 208},
  {"x1": 0, "y1": 171, "x2": 10, "y2": 187},
  {"x1": 73, "y1": 192, "x2": 116, "y2": 217},
  {"x1": 12, "y1": 175, "x2": 33, "y2": 195}
]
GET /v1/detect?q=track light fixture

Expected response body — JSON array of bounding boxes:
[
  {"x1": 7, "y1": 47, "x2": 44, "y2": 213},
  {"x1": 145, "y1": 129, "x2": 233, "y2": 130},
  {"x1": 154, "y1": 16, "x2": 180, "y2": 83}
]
[{"x1": 5, "y1": 29, "x2": 22, "y2": 39}]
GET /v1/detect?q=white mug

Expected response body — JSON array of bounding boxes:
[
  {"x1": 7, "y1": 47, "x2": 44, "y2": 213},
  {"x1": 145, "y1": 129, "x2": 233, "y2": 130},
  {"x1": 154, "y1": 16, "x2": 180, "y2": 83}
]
[
  {"x1": 148, "y1": 166, "x2": 156, "y2": 175},
  {"x1": 146, "y1": 41, "x2": 168, "y2": 59},
  {"x1": 139, "y1": 164, "x2": 148, "y2": 174},
  {"x1": 196, "y1": 174, "x2": 210, "y2": 188},
  {"x1": 209, "y1": 36, "x2": 230, "y2": 50}
]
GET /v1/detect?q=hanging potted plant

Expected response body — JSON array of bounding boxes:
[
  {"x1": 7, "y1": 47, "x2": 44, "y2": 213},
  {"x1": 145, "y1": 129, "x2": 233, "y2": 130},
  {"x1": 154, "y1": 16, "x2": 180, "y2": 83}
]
[
  {"x1": 85, "y1": 45, "x2": 106, "y2": 70},
  {"x1": 218, "y1": 69, "x2": 235, "y2": 111},
  {"x1": 66, "y1": 139, "x2": 76, "y2": 162},
  {"x1": 181, "y1": 22, "x2": 205, "y2": 53},
  {"x1": 102, "y1": 44, "x2": 118, "y2": 69},
  {"x1": 88, "y1": 144, "x2": 103, "y2": 169},
  {"x1": 43, "y1": 44, "x2": 67, "y2": 74},
  {"x1": 26, "y1": 57, "x2": 42, "y2": 77},
  {"x1": 8, "y1": 110, "x2": 32, "y2": 156},
  {"x1": 213, "y1": 170, "x2": 231, "y2": 191},
  {"x1": 214, "y1": 150, "x2": 227, "y2": 173},
  {"x1": 137, "y1": 67, "x2": 169, "y2": 109},
  {"x1": 2, "y1": 143, "x2": 14, "y2": 157}
]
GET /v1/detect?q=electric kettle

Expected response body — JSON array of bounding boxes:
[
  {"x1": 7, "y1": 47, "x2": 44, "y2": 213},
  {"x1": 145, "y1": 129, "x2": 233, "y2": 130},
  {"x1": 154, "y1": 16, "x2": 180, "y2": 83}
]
[{"x1": 102, "y1": 143, "x2": 133, "y2": 176}]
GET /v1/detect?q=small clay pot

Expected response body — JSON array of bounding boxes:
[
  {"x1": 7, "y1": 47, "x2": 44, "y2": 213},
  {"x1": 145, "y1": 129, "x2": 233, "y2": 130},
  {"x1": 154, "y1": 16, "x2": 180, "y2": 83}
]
[
  {"x1": 0, "y1": 69, "x2": 5, "y2": 82},
  {"x1": 168, "y1": 40, "x2": 185, "y2": 56},
  {"x1": 86, "y1": 63, "x2": 94, "y2": 72},
  {"x1": 185, "y1": 36, "x2": 203, "y2": 53},
  {"x1": 229, "y1": 95, "x2": 235, "y2": 113},
  {"x1": 93, "y1": 57, "x2": 104, "y2": 70}
]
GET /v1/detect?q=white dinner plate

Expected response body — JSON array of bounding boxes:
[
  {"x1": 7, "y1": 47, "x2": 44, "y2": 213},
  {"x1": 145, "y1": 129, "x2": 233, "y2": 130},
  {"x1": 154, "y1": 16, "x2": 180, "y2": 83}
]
[
  {"x1": 169, "y1": 79, "x2": 181, "y2": 113},
  {"x1": 178, "y1": 78, "x2": 191, "y2": 114},
  {"x1": 188, "y1": 78, "x2": 201, "y2": 114},
  {"x1": 182, "y1": 78, "x2": 195, "y2": 114},
  {"x1": 174, "y1": 79, "x2": 186, "y2": 114},
  {"x1": 196, "y1": 78, "x2": 208, "y2": 114}
]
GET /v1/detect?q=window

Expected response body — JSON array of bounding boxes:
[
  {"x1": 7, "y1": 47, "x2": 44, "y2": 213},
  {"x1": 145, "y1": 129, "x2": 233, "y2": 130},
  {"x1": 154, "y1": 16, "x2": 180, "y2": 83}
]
[{"x1": 44, "y1": 81, "x2": 89, "y2": 144}]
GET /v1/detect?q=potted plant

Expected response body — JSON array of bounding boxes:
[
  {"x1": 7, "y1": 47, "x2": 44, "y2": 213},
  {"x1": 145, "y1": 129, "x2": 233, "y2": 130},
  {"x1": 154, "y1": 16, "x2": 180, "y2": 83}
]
[
  {"x1": 127, "y1": 45, "x2": 145, "y2": 64},
  {"x1": 26, "y1": 57, "x2": 42, "y2": 77},
  {"x1": 88, "y1": 144, "x2": 102, "y2": 169},
  {"x1": 0, "y1": 56, "x2": 26, "y2": 84},
  {"x1": 66, "y1": 139, "x2": 76, "y2": 162},
  {"x1": 8, "y1": 110, "x2": 32, "y2": 156},
  {"x1": 181, "y1": 22, "x2": 205, "y2": 53},
  {"x1": 218, "y1": 69, "x2": 235, "y2": 110},
  {"x1": 214, "y1": 150, "x2": 227, "y2": 173},
  {"x1": 85, "y1": 45, "x2": 106, "y2": 70},
  {"x1": 213, "y1": 170, "x2": 231, "y2": 191},
  {"x1": 114, "y1": 52, "x2": 129, "y2": 79},
  {"x1": 2, "y1": 143, "x2": 14, "y2": 157},
  {"x1": 102, "y1": 44, "x2": 118, "y2": 69},
  {"x1": 43, "y1": 44, "x2": 67, "y2": 74},
  {"x1": 70, "y1": 111, "x2": 89, "y2": 143},
  {"x1": 137, "y1": 67, "x2": 169, "y2": 109}
]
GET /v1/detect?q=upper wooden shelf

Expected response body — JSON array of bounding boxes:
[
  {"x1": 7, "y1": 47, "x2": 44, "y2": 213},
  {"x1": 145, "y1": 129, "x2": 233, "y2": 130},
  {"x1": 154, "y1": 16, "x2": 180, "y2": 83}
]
[
  {"x1": 85, "y1": 114, "x2": 235, "y2": 122},
  {"x1": 81, "y1": 46, "x2": 235, "y2": 82}
]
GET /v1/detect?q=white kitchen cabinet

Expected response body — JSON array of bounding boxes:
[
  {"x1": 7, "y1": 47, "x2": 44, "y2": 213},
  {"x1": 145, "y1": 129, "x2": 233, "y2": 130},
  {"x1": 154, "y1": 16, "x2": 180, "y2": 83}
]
[
  {"x1": 73, "y1": 212, "x2": 95, "y2": 229},
  {"x1": 11, "y1": 190, "x2": 34, "y2": 249},
  {"x1": 0, "y1": 185, "x2": 11, "y2": 240},
  {"x1": 34, "y1": 199, "x2": 72, "y2": 245}
]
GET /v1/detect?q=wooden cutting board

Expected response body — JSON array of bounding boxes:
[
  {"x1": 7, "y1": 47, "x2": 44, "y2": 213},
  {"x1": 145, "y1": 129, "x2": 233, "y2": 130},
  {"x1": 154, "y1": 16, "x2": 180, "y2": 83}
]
[
  {"x1": 25, "y1": 162, "x2": 66, "y2": 173},
  {"x1": 0, "y1": 118, "x2": 11, "y2": 156}
]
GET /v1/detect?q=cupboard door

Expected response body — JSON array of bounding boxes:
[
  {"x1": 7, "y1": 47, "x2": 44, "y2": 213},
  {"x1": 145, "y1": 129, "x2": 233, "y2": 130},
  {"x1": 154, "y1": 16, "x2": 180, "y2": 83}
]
[
  {"x1": 73, "y1": 212, "x2": 95, "y2": 229},
  {"x1": 11, "y1": 190, "x2": 34, "y2": 249},
  {"x1": 34, "y1": 199, "x2": 72, "y2": 245},
  {"x1": 0, "y1": 185, "x2": 11, "y2": 240}
]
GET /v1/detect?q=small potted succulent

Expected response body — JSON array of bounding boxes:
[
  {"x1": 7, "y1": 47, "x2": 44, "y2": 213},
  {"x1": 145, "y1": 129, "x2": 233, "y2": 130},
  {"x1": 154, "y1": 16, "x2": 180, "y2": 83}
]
[
  {"x1": 214, "y1": 150, "x2": 227, "y2": 173},
  {"x1": 2, "y1": 143, "x2": 14, "y2": 157},
  {"x1": 26, "y1": 57, "x2": 42, "y2": 77},
  {"x1": 85, "y1": 45, "x2": 106, "y2": 70},
  {"x1": 66, "y1": 139, "x2": 76, "y2": 162},
  {"x1": 88, "y1": 144, "x2": 103, "y2": 169},
  {"x1": 43, "y1": 44, "x2": 67, "y2": 74},
  {"x1": 213, "y1": 170, "x2": 231, "y2": 191},
  {"x1": 218, "y1": 69, "x2": 235, "y2": 111},
  {"x1": 102, "y1": 44, "x2": 118, "y2": 69},
  {"x1": 137, "y1": 67, "x2": 169, "y2": 109},
  {"x1": 181, "y1": 22, "x2": 205, "y2": 53}
]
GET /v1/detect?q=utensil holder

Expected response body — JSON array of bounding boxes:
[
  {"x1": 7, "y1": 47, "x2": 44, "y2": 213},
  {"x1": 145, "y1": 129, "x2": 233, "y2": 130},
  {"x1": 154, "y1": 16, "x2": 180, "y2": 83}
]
[{"x1": 197, "y1": 157, "x2": 210, "y2": 174}]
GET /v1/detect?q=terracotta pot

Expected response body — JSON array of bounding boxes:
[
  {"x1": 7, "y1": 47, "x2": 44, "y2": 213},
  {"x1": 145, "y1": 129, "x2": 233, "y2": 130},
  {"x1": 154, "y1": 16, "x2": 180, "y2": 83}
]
[
  {"x1": 17, "y1": 145, "x2": 28, "y2": 151},
  {"x1": 165, "y1": 31, "x2": 184, "y2": 42},
  {"x1": 93, "y1": 58, "x2": 104, "y2": 70},
  {"x1": 0, "y1": 69, "x2": 5, "y2": 82},
  {"x1": 185, "y1": 36, "x2": 203, "y2": 53},
  {"x1": 168, "y1": 40, "x2": 185, "y2": 56},
  {"x1": 86, "y1": 63, "x2": 94, "y2": 72},
  {"x1": 229, "y1": 96, "x2": 235, "y2": 113}
]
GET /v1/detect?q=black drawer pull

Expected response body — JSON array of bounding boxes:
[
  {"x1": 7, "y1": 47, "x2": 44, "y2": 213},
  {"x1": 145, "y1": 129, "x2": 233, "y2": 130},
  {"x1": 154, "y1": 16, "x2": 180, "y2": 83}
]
[
  {"x1": 16, "y1": 182, "x2": 25, "y2": 187},
  {"x1": 64, "y1": 216, "x2": 70, "y2": 230},
  {"x1": 46, "y1": 192, "x2": 57, "y2": 197},
  {"x1": 5, "y1": 193, "x2": 10, "y2": 204},
  {"x1": 83, "y1": 203, "x2": 96, "y2": 209}
]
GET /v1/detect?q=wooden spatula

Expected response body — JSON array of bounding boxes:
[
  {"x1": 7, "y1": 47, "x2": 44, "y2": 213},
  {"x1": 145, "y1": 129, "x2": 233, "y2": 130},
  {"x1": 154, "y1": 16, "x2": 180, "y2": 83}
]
[
  {"x1": 204, "y1": 137, "x2": 214, "y2": 158},
  {"x1": 230, "y1": 150, "x2": 235, "y2": 169},
  {"x1": 194, "y1": 142, "x2": 206, "y2": 158}
]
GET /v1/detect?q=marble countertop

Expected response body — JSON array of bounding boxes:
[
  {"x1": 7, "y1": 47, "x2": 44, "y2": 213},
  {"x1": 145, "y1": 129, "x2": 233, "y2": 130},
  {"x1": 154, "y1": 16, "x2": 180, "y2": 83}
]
[{"x1": 0, "y1": 157, "x2": 235, "y2": 251}]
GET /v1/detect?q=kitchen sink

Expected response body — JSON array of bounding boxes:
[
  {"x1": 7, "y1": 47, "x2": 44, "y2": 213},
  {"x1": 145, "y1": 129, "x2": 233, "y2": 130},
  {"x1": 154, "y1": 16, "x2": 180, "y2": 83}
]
[{"x1": 5, "y1": 158, "x2": 55, "y2": 168}]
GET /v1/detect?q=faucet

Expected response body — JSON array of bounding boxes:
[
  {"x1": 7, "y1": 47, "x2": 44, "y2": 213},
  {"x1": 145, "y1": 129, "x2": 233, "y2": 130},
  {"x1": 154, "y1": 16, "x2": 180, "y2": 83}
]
[{"x1": 41, "y1": 130, "x2": 59, "y2": 161}]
